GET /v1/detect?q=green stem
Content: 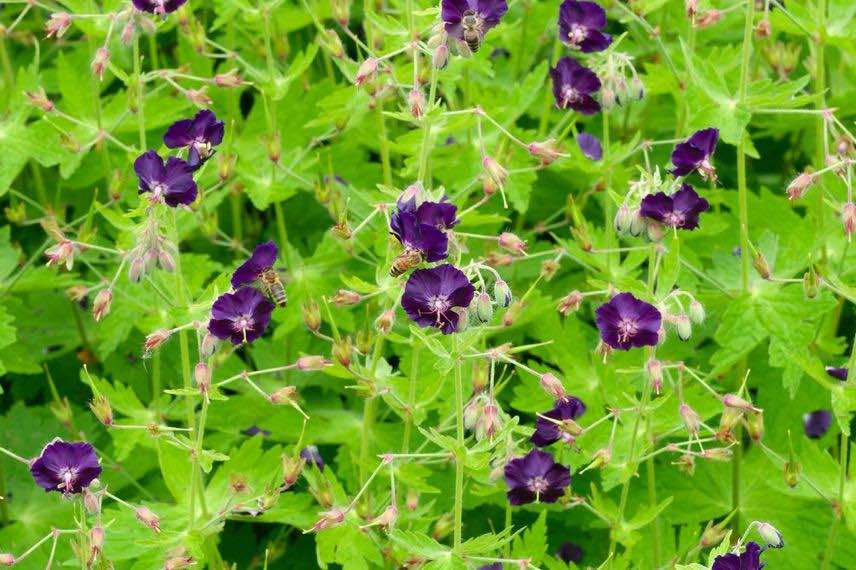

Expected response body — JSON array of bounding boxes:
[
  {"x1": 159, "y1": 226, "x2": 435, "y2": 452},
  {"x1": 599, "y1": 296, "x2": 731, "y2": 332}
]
[
  {"x1": 375, "y1": 100, "x2": 393, "y2": 186},
  {"x1": 0, "y1": 34, "x2": 14, "y2": 92},
  {"x1": 417, "y1": 69, "x2": 439, "y2": 183},
  {"x1": 133, "y1": 36, "x2": 146, "y2": 151},
  {"x1": 452, "y1": 343, "x2": 465, "y2": 550},
  {"x1": 402, "y1": 346, "x2": 420, "y2": 453},
  {"x1": 603, "y1": 111, "x2": 615, "y2": 273},
  {"x1": 814, "y1": 0, "x2": 827, "y2": 262},
  {"x1": 0, "y1": 463, "x2": 9, "y2": 525}
]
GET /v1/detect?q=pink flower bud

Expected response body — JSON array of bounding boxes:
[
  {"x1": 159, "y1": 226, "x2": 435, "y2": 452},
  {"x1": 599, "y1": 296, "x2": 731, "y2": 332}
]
[
  {"x1": 269, "y1": 386, "x2": 297, "y2": 404},
  {"x1": 330, "y1": 289, "x2": 361, "y2": 306},
  {"x1": 200, "y1": 333, "x2": 218, "y2": 358},
  {"x1": 194, "y1": 362, "x2": 210, "y2": 394},
  {"x1": 0, "y1": 554, "x2": 14, "y2": 566},
  {"x1": 186, "y1": 88, "x2": 212, "y2": 107},
  {"x1": 723, "y1": 393, "x2": 760, "y2": 413},
  {"x1": 375, "y1": 309, "x2": 395, "y2": 335},
  {"x1": 842, "y1": 202, "x2": 856, "y2": 239},
  {"x1": 90, "y1": 526, "x2": 105, "y2": 551},
  {"x1": 45, "y1": 12, "x2": 72, "y2": 38},
  {"x1": 482, "y1": 155, "x2": 508, "y2": 188},
  {"x1": 92, "y1": 289, "x2": 113, "y2": 322},
  {"x1": 679, "y1": 403, "x2": 700, "y2": 435},
  {"x1": 91, "y1": 47, "x2": 110, "y2": 81},
  {"x1": 135, "y1": 506, "x2": 160, "y2": 533},
  {"x1": 646, "y1": 358, "x2": 663, "y2": 394},
  {"x1": 158, "y1": 250, "x2": 175, "y2": 272},
  {"x1": 144, "y1": 329, "x2": 171, "y2": 353},
  {"x1": 355, "y1": 58, "x2": 378, "y2": 86},
  {"x1": 684, "y1": 0, "x2": 698, "y2": 17},
  {"x1": 498, "y1": 232, "x2": 527, "y2": 255},
  {"x1": 296, "y1": 355, "x2": 331, "y2": 371},
  {"x1": 433, "y1": 44, "x2": 449, "y2": 69},
  {"x1": 527, "y1": 139, "x2": 564, "y2": 166},
  {"x1": 213, "y1": 69, "x2": 242, "y2": 88},
  {"x1": 408, "y1": 89, "x2": 426, "y2": 119},
  {"x1": 557, "y1": 290, "x2": 583, "y2": 316},
  {"x1": 89, "y1": 395, "x2": 113, "y2": 427},
  {"x1": 128, "y1": 256, "x2": 146, "y2": 283},
  {"x1": 406, "y1": 490, "x2": 419, "y2": 511},
  {"x1": 786, "y1": 172, "x2": 814, "y2": 200},
  {"x1": 366, "y1": 505, "x2": 398, "y2": 529},
  {"x1": 310, "y1": 508, "x2": 346, "y2": 532},
  {"x1": 25, "y1": 88, "x2": 54, "y2": 112},
  {"x1": 282, "y1": 455, "x2": 305, "y2": 488},
  {"x1": 539, "y1": 373, "x2": 566, "y2": 400},
  {"x1": 45, "y1": 240, "x2": 75, "y2": 270},
  {"x1": 695, "y1": 9, "x2": 721, "y2": 28},
  {"x1": 120, "y1": 20, "x2": 136, "y2": 45}
]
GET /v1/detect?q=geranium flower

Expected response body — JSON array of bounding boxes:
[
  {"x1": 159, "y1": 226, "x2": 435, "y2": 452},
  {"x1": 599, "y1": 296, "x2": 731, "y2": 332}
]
[
  {"x1": 550, "y1": 57, "x2": 601, "y2": 115},
  {"x1": 670, "y1": 128, "x2": 719, "y2": 179},
  {"x1": 134, "y1": 151, "x2": 197, "y2": 207},
  {"x1": 595, "y1": 293, "x2": 661, "y2": 350},
  {"x1": 208, "y1": 287, "x2": 275, "y2": 345},
  {"x1": 390, "y1": 200, "x2": 458, "y2": 262},
  {"x1": 441, "y1": 0, "x2": 509, "y2": 47},
  {"x1": 132, "y1": 0, "x2": 187, "y2": 15},
  {"x1": 163, "y1": 110, "x2": 225, "y2": 169},
  {"x1": 504, "y1": 449, "x2": 571, "y2": 505},
  {"x1": 577, "y1": 132, "x2": 603, "y2": 161},
  {"x1": 401, "y1": 264, "x2": 475, "y2": 334},
  {"x1": 300, "y1": 446, "x2": 325, "y2": 471},
  {"x1": 640, "y1": 184, "x2": 710, "y2": 230},
  {"x1": 826, "y1": 366, "x2": 848, "y2": 381},
  {"x1": 232, "y1": 241, "x2": 278, "y2": 288},
  {"x1": 30, "y1": 439, "x2": 101, "y2": 495},
  {"x1": 530, "y1": 397, "x2": 586, "y2": 447},
  {"x1": 711, "y1": 542, "x2": 763, "y2": 570},
  {"x1": 804, "y1": 410, "x2": 832, "y2": 439},
  {"x1": 558, "y1": 0, "x2": 612, "y2": 53}
]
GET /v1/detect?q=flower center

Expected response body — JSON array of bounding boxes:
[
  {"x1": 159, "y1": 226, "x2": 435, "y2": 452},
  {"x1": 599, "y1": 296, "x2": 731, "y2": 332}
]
[
  {"x1": 149, "y1": 182, "x2": 167, "y2": 201},
  {"x1": 57, "y1": 466, "x2": 78, "y2": 493},
  {"x1": 568, "y1": 23, "x2": 587, "y2": 47},
  {"x1": 233, "y1": 315, "x2": 255, "y2": 332},
  {"x1": 698, "y1": 159, "x2": 716, "y2": 181},
  {"x1": 527, "y1": 476, "x2": 549, "y2": 494},
  {"x1": 561, "y1": 85, "x2": 581, "y2": 108},
  {"x1": 616, "y1": 317, "x2": 638, "y2": 343},
  {"x1": 663, "y1": 211, "x2": 686, "y2": 227},
  {"x1": 427, "y1": 295, "x2": 450, "y2": 314},
  {"x1": 193, "y1": 139, "x2": 214, "y2": 160}
]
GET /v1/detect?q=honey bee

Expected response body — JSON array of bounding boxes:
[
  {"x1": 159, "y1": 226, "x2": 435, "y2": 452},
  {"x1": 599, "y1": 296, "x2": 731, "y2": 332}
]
[
  {"x1": 461, "y1": 10, "x2": 484, "y2": 53},
  {"x1": 389, "y1": 248, "x2": 425, "y2": 277},
  {"x1": 259, "y1": 269, "x2": 288, "y2": 307}
]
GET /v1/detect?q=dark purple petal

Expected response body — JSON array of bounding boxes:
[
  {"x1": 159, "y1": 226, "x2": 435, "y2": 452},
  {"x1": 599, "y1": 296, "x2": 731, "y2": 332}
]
[
  {"x1": 134, "y1": 151, "x2": 165, "y2": 191},
  {"x1": 551, "y1": 57, "x2": 602, "y2": 114},
  {"x1": 163, "y1": 110, "x2": 224, "y2": 168},
  {"x1": 804, "y1": 410, "x2": 833, "y2": 438},
  {"x1": 163, "y1": 118, "x2": 196, "y2": 148},
  {"x1": 30, "y1": 439, "x2": 101, "y2": 494},
  {"x1": 595, "y1": 293, "x2": 662, "y2": 350},
  {"x1": 826, "y1": 366, "x2": 849, "y2": 381},
  {"x1": 441, "y1": 0, "x2": 508, "y2": 39},
  {"x1": 232, "y1": 241, "x2": 279, "y2": 288},
  {"x1": 416, "y1": 201, "x2": 458, "y2": 230},
  {"x1": 504, "y1": 450, "x2": 571, "y2": 506},
  {"x1": 531, "y1": 397, "x2": 586, "y2": 447},
  {"x1": 243, "y1": 426, "x2": 271, "y2": 437},
  {"x1": 557, "y1": 542, "x2": 584, "y2": 563},
  {"x1": 580, "y1": 29, "x2": 612, "y2": 53},
  {"x1": 712, "y1": 541, "x2": 763, "y2": 570},
  {"x1": 476, "y1": 0, "x2": 508, "y2": 26},
  {"x1": 300, "y1": 446, "x2": 325, "y2": 471},
  {"x1": 670, "y1": 129, "x2": 719, "y2": 177},
  {"x1": 132, "y1": 0, "x2": 187, "y2": 14},
  {"x1": 640, "y1": 184, "x2": 709, "y2": 230},
  {"x1": 161, "y1": 157, "x2": 198, "y2": 206},
  {"x1": 688, "y1": 127, "x2": 719, "y2": 156},
  {"x1": 577, "y1": 132, "x2": 603, "y2": 161}
]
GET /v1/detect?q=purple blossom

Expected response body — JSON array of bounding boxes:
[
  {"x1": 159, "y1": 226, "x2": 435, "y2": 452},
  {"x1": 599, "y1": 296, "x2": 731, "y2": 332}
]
[
  {"x1": 595, "y1": 293, "x2": 661, "y2": 350},
  {"x1": 804, "y1": 410, "x2": 833, "y2": 439},
  {"x1": 558, "y1": 1, "x2": 612, "y2": 53},
  {"x1": 242, "y1": 426, "x2": 271, "y2": 437},
  {"x1": 826, "y1": 366, "x2": 849, "y2": 381},
  {"x1": 504, "y1": 449, "x2": 571, "y2": 505},
  {"x1": 577, "y1": 132, "x2": 603, "y2": 161},
  {"x1": 232, "y1": 241, "x2": 278, "y2": 288},
  {"x1": 441, "y1": 0, "x2": 509, "y2": 47},
  {"x1": 300, "y1": 445, "x2": 325, "y2": 471},
  {"x1": 711, "y1": 542, "x2": 763, "y2": 570},
  {"x1": 530, "y1": 397, "x2": 586, "y2": 447},
  {"x1": 401, "y1": 264, "x2": 475, "y2": 334},
  {"x1": 30, "y1": 439, "x2": 101, "y2": 495},
  {"x1": 639, "y1": 184, "x2": 710, "y2": 230},
  {"x1": 163, "y1": 110, "x2": 224, "y2": 169},
  {"x1": 557, "y1": 542, "x2": 584, "y2": 563},
  {"x1": 550, "y1": 57, "x2": 601, "y2": 115},
  {"x1": 670, "y1": 128, "x2": 719, "y2": 179},
  {"x1": 132, "y1": 0, "x2": 187, "y2": 14},
  {"x1": 134, "y1": 151, "x2": 197, "y2": 207},
  {"x1": 208, "y1": 287, "x2": 275, "y2": 345},
  {"x1": 390, "y1": 200, "x2": 458, "y2": 262}
]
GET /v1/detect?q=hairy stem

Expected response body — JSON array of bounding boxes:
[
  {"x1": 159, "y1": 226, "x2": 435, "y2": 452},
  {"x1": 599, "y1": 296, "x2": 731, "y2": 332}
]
[{"x1": 452, "y1": 341, "x2": 465, "y2": 550}]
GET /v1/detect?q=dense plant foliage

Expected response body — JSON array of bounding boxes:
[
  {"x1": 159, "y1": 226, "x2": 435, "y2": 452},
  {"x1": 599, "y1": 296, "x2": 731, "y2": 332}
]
[{"x1": 0, "y1": 0, "x2": 854, "y2": 568}]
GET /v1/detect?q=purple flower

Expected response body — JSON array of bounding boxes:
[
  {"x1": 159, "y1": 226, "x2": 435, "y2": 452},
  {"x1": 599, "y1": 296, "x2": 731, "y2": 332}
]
[
  {"x1": 826, "y1": 366, "x2": 849, "y2": 381},
  {"x1": 530, "y1": 397, "x2": 586, "y2": 447},
  {"x1": 670, "y1": 128, "x2": 719, "y2": 179},
  {"x1": 504, "y1": 449, "x2": 571, "y2": 505},
  {"x1": 557, "y1": 542, "x2": 584, "y2": 563},
  {"x1": 401, "y1": 264, "x2": 475, "y2": 334},
  {"x1": 208, "y1": 287, "x2": 275, "y2": 345},
  {"x1": 134, "y1": 151, "x2": 197, "y2": 207},
  {"x1": 595, "y1": 293, "x2": 661, "y2": 350},
  {"x1": 242, "y1": 426, "x2": 271, "y2": 437},
  {"x1": 558, "y1": 0, "x2": 612, "y2": 53},
  {"x1": 804, "y1": 410, "x2": 833, "y2": 439},
  {"x1": 390, "y1": 200, "x2": 458, "y2": 262},
  {"x1": 132, "y1": 0, "x2": 187, "y2": 15},
  {"x1": 163, "y1": 110, "x2": 225, "y2": 169},
  {"x1": 712, "y1": 542, "x2": 763, "y2": 570},
  {"x1": 232, "y1": 241, "x2": 278, "y2": 288},
  {"x1": 30, "y1": 439, "x2": 101, "y2": 495},
  {"x1": 550, "y1": 57, "x2": 601, "y2": 115},
  {"x1": 639, "y1": 184, "x2": 710, "y2": 230},
  {"x1": 577, "y1": 132, "x2": 603, "y2": 161},
  {"x1": 300, "y1": 445, "x2": 325, "y2": 471},
  {"x1": 441, "y1": 0, "x2": 509, "y2": 49}
]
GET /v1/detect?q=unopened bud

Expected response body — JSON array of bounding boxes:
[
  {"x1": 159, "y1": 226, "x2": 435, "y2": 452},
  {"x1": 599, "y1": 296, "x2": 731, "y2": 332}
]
[
  {"x1": 297, "y1": 355, "x2": 331, "y2": 371},
  {"x1": 502, "y1": 300, "x2": 524, "y2": 327},
  {"x1": 784, "y1": 460, "x2": 801, "y2": 487},
  {"x1": 355, "y1": 58, "x2": 378, "y2": 86},
  {"x1": 646, "y1": 220, "x2": 665, "y2": 242},
  {"x1": 375, "y1": 309, "x2": 395, "y2": 335},
  {"x1": 213, "y1": 69, "x2": 242, "y2": 87},
  {"x1": 786, "y1": 172, "x2": 814, "y2": 200},
  {"x1": 482, "y1": 156, "x2": 508, "y2": 189},
  {"x1": 540, "y1": 260, "x2": 559, "y2": 281},
  {"x1": 803, "y1": 268, "x2": 821, "y2": 299},
  {"x1": 302, "y1": 299, "x2": 322, "y2": 332},
  {"x1": 673, "y1": 453, "x2": 695, "y2": 475},
  {"x1": 128, "y1": 256, "x2": 146, "y2": 283},
  {"x1": 752, "y1": 249, "x2": 771, "y2": 279},
  {"x1": 432, "y1": 513, "x2": 453, "y2": 541},
  {"x1": 557, "y1": 291, "x2": 583, "y2": 316},
  {"x1": 269, "y1": 386, "x2": 298, "y2": 404},
  {"x1": 629, "y1": 209, "x2": 646, "y2": 236},
  {"x1": 194, "y1": 362, "x2": 211, "y2": 394},
  {"x1": 330, "y1": 289, "x2": 361, "y2": 306},
  {"x1": 90, "y1": 526, "x2": 105, "y2": 551},
  {"x1": 757, "y1": 522, "x2": 784, "y2": 548},
  {"x1": 25, "y1": 88, "x2": 54, "y2": 112},
  {"x1": 408, "y1": 89, "x2": 425, "y2": 119},
  {"x1": 45, "y1": 12, "x2": 72, "y2": 38},
  {"x1": 688, "y1": 300, "x2": 705, "y2": 324},
  {"x1": 527, "y1": 139, "x2": 563, "y2": 166},
  {"x1": 331, "y1": 0, "x2": 350, "y2": 24},
  {"x1": 746, "y1": 411, "x2": 764, "y2": 441},
  {"x1": 614, "y1": 204, "x2": 634, "y2": 233},
  {"x1": 135, "y1": 506, "x2": 160, "y2": 533},
  {"x1": 333, "y1": 336, "x2": 352, "y2": 368},
  {"x1": 842, "y1": 202, "x2": 856, "y2": 239},
  {"x1": 695, "y1": 9, "x2": 721, "y2": 28},
  {"x1": 91, "y1": 47, "x2": 110, "y2": 80},
  {"x1": 266, "y1": 131, "x2": 281, "y2": 163},
  {"x1": 433, "y1": 44, "x2": 449, "y2": 69},
  {"x1": 723, "y1": 393, "x2": 760, "y2": 413},
  {"x1": 493, "y1": 280, "x2": 512, "y2": 307},
  {"x1": 366, "y1": 505, "x2": 398, "y2": 529},
  {"x1": 282, "y1": 455, "x2": 305, "y2": 488},
  {"x1": 200, "y1": 333, "x2": 218, "y2": 358},
  {"x1": 674, "y1": 314, "x2": 692, "y2": 340},
  {"x1": 144, "y1": 329, "x2": 171, "y2": 353},
  {"x1": 92, "y1": 289, "x2": 113, "y2": 322},
  {"x1": 453, "y1": 307, "x2": 469, "y2": 332},
  {"x1": 83, "y1": 489, "x2": 101, "y2": 514},
  {"x1": 0, "y1": 554, "x2": 13, "y2": 567},
  {"x1": 702, "y1": 447, "x2": 733, "y2": 461},
  {"x1": 120, "y1": 20, "x2": 136, "y2": 45},
  {"x1": 498, "y1": 232, "x2": 527, "y2": 255},
  {"x1": 583, "y1": 448, "x2": 611, "y2": 471},
  {"x1": 89, "y1": 395, "x2": 113, "y2": 427},
  {"x1": 158, "y1": 250, "x2": 175, "y2": 272},
  {"x1": 679, "y1": 403, "x2": 700, "y2": 436},
  {"x1": 406, "y1": 490, "x2": 419, "y2": 511},
  {"x1": 685, "y1": 0, "x2": 698, "y2": 18},
  {"x1": 755, "y1": 18, "x2": 771, "y2": 38},
  {"x1": 539, "y1": 373, "x2": 566, "y2": 400},
  {"x1": 646, "y1": 358, "x2": 663, "y2": 393},
  {"x1": 164, "y1": 552, "x2": 195, "y2": 570},
  {"x1": 478, "y1": 403, "x2": 502, "y2": 441},
  {"x1": 700, "y1": 521, "x2": 727, "y2": 548},
  {"x1": 474, "y1": 292, "x2": 493, "y2": 323},
  {"x1": 310, "y1": 508, "x2": 346, "y2": 532}
]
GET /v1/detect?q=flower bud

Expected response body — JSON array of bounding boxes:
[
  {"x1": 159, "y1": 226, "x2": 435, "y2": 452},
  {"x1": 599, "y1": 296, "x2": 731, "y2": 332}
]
[
  {"x1": 128, "y1": 256, "x2": 146, "y2": 283},
  {"x1": 90, "y1": 526, "x2": 105, "y2": 552},
  {"x1": 330, "y1": 0, "x2": 350, "y2": 25},
  {"x1": 453, "y1": 307, "x2": 469, "y2": 332},
  {"x1": 688, "y1": 300, "x2": 705, "y2": 324},
  {"x1": 493, "y1": 280, "x2": 512, "y2": 307},
  {"x1": 333, "y1": 336, "x2": 352, "y2": 368},
  {"x1": 786, "y1": 172, "x2": 814, "y2": 200},
  {"x1": 702, "y1": 447, "x2": 733, "y2": 461},
  {"x1": 433, "y1": 44, "x2": 449, "y2": 69},
  {"x1": 696, "y1": 9, "x2": 721, "y2": 28},
  {"x1": 144, "y1": 329, "x2": 171, "y2": 353},
  {"x1": 158, "y1": 250, "x2": 175, "y2": 272},
  {"x1": 266, "y1": 131, "x2": 281, "y2": 163},
  {"x1": 842, "y1": 202, "x2": 856, "y2": 239},
  {"x1": 356, "y1": 328, "x2": 372, "y2": 354},
  {"x1": 477, "y1": 403, "x2": 502, "y2": 441},
  {"x1": 474, "y1": 292, "x2": 493, "y2": 323},
  {"x1": 355, "y1": 58, "x2": 378, "y2": 86},
  {"x1": 539, "y1": 373, "x2": 566, "y2": 400},
  {"x1": 629, "y1": 209, "x2": 646, "y2": 236},
  {"x1": 408, "y1": 89, "x2": 426, "y2": 119},
  {"x1": 614, "y1": 203, "x2": 634, "y2": 233},
  {"x1": 302, "y1": 299, "x2": 322, "y2": 332},
  {"x1": 757, "y1": 522, "x2": 784, "y2": 548},
  {"x1": 45, "y1": 12, "x2": 72, "y2": 38},
  {"x1": 583, "y1": 448, "x2": 612, "y2": 471},
  {"x1": 746, "y1": 411, "x2": 764, "y2": 441},
  {"x1": 432, "y1": 513, "x2": 453, "y2": 541},
  {"x1": 310, "y1": 508, "x2": 346, "y2": 532},
  {"x1": 282, "y1": 455, "x2": 305, "y2": 488},
  {"x1": 375, "y1": 309, "x2": 395, "y2": 335},
  {"x1": 498, "y1": 232, "x2": 527, "y2": 255},
  {"x1": 679, "y1": 403, "x2": 700, "y2": 436},
  {"x1": 0, "y1": 554, "x2": 13, "y2": 567},
  {"x1": 92, "y1": 289, "x2": 113, "y2": 322},
  {"x1": 45, "y1": 240, "x2": 75, "y2": 270},
  {"x1": 200, "y1": 333, "x2": 218, "y2": 358},
  {"x1": 716, "y1": 407, "x2": 742, "y2": 443},
  {"x1": 527, "y1": 139, "x2": 563, "y2": 166},
  {"x1": 540, "y1": 259, "x2": 559, "y2": 281},
  {"x1": 646, "y1": 358, "x2": 663, "y2": 394},
  {"x1": 330, "y1": 289, "x2": 361, "y2": 306},
  {"x1": 674, "y1": 314, "x2": 692, "y2": 340},
  {"x1": 269, "y1": 386, "x2": 298, "y2": 405},
  {"x1": 194, "y1": 362, "x2": 211, "y2": 394},
  {"x1": 366, "y1": 505, "x2": 398, "y2": 529},
  {"x1": 646, "y1": 220, "x2": 665, "y2": 242},
  {"x1": 406, "y1": 490, "x2": 419, "y2": 511},
  {"x1": 557, "y1": 291, "x2": 583, "y2": 316},
  {"x1": 89, "y1": 395, "x2": 114, "y2": 427},
  {"x1": 213, "y1": 69, "x2": 243, "y2": 88},
  {"x1": 135, "y1": 506, "x2": 160, "y2": 533},
  {"x1": 486, "y1": 251, "x2": 513, "y2": 266},
  {"x1": 752, "y1": 250, "x2": 771, "y2": 279},
  {"x1": 120, "y1": 20, "x2": 136, "y2": 45},
  {"x1": 673, "y1": 453, "x2": 695, "y2": 475},
  {"x1": 700, "y1": 521, "x2": 727, "y2": 548},
  {"x1": 294, "y1": 355, "x2": 328, "y2": 371},
  {"x1": 723, "y1": 393, "x2": 760, "y2": 413},
  {"x1": 461, "y1": 395, "x2": 481, "y2": 428},
  {"x1": 25, "y1": 88, "x2": 54, "y2": 112},
  {"x1": 784, "y1": 460, "x2": 801, "y2": 487},
  {"x1": 83, "y1": 488, "x2": 101, "y2": 514},
  {"x1": 755, "y1": 18, "x2": 771, "y2": 38},
  {"x1": 472, "y1": 359, "x2": 489, "y2": 393},
  {"x1": 320, "y1": 29, "x2": 345, "y2": 59},
  {"x1": 501, "y1": 300, "x2": 524, "y2": 327},
  {"x1": 803, "y1": 268, "x2": 821, "y2": 299},
  {"x1": 482, "y1": 156, "x2": 508, "y2": 189},
  {"x1": 91, "y1": 47, "x2": 110, "y2": 80}
]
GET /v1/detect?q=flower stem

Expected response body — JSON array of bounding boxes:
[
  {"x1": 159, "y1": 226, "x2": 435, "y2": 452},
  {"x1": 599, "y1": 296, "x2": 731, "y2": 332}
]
[
  {"x1": 814, "y1": 0, "x2": 827, "y2": 263},
  {"x1": 133, "y1": 36, "x2": 146, "y2": 151},
  {"x1": 452, "y1": 339, "x2": 465, "y2": 550},
  {"x1": 820, "y1": 433, "x2": 847, "y2": 569}
]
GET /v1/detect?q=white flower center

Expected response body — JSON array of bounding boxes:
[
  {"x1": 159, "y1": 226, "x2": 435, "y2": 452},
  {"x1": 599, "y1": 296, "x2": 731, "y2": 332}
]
[
  {"x1": 527, "y1": 476, "x2": 549, "y2": 494},
  {"x1": 57, "y1": 466, "x2": 78, "y2": 492},
  {"x1": 561, "y1": 85, "x2": 581, "y2": 108},
  {"x1": 617, "y1": 317, "x2": 638, "y2": 343},
  {"x1": 663, "y1": 212, "x2": 686, "y2": 227},
  {"x1": 568, "y1": 24, "x2": 587, "y2": 47}
]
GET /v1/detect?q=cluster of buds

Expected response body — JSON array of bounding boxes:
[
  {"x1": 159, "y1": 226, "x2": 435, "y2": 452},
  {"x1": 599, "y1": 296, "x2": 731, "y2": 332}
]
[
  {"x1": 482, "y1": 155, "x2": 508, "y2": 197},
  {"x1": 716, "y1": 393, "x2": 762, "y2": 442},
  {"x1": 127, "y1": 218, "x2": 177, "y2": 283},
  {"x1": 595, "y1": 52, "x2": 644, "y2": 109},
  {"x1": 463, "y1": 393, "x2": 503, "y2": 441},
  {"x1": 762, "y1": 42, "x2": 801, "y2": 79}
]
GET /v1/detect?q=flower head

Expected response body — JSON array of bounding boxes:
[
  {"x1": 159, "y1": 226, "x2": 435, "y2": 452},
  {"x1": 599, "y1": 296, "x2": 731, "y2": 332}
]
[
  {"x1": 401, "y1": 264, "x2": 475, "y2": 334},
  {"x1": 132, "y1": 0, "x2": 187, "y2": 15},
  {"x1": 577, "y1": 132, "x2": 603, "y2": 161},
  {"x1": 804, "y1": 410, "x2": 832, "y2": 439},
  {"x1": 711, "y1": 541, "x2": 763, "y2": 570},
  {"x1": 441, "y1": 0, "x2": 509, "y2": 46},
  {"x1": 670, "y1": 128, "x2": 719, "y2": 179},
  {"x1": 550, "y1": 57, "x2": 602, "y2": 115},
  {"x1": 134, "y1": 151, "x2": 197, "y2": 207},
  {"x1": 504, "y1": 449, "x2": 571, "y2": 505},
  {"x1": 826, "y1": 366, "x2": 849, "y2": 381},
  {"x1": 30, "y1": 439, "x2": 101, "y2": 495},
  {"x1": 163, "y1": 110, "x2": 225, "y2": 169},
  {"x1": 640, "y1": 184, "x2": 710, "y2": 230},
  {"x1": 531, "y1": 397, "x2": 586, "y2": 447},
  {"x1": 208, "y1": 288, "x2": 275, "y2": 345},
  {"x1": 558, "y1": 1, "x2": 612, "y2": 53},
  {"x1": 300, "y1": 446, "x2": 325, "y2": 471},
  {"x1": 390, "y1": 200, "x2": 457, "y2": 262},
  {"x1": 595, "y1": 292, "x2": 661, "y2": 350},
  {"x1": 231, "y1": 241, "x2": 278, "y2": 288},
  {"x1": 557, "y1": 542, "x2": 584, "y2": 563}
]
